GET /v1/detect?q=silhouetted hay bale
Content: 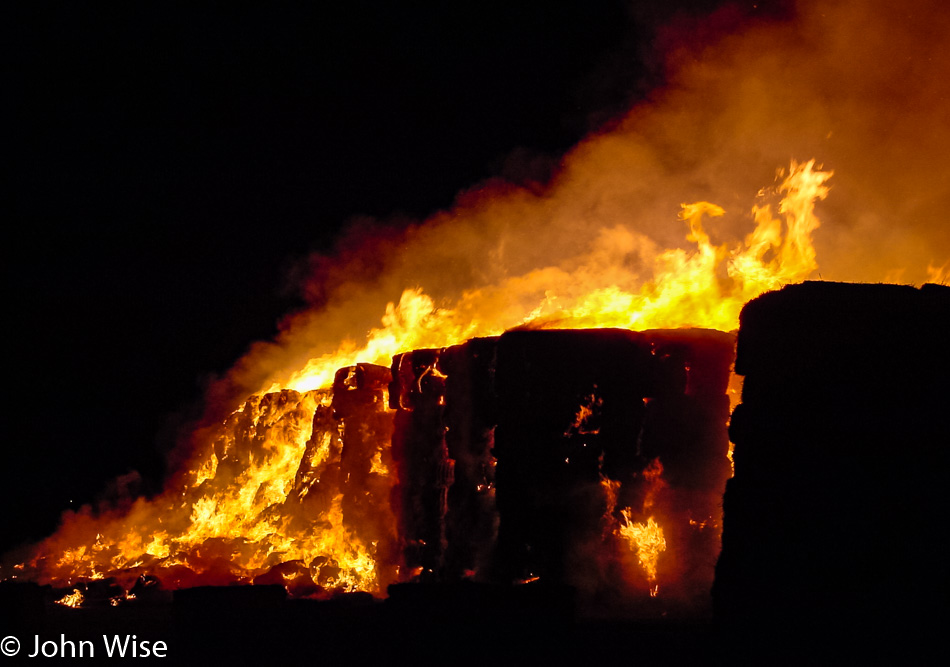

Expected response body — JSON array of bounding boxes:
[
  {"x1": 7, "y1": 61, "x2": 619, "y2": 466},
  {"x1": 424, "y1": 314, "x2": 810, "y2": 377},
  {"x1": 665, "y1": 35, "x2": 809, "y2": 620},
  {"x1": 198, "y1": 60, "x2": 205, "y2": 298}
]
[
  {"x1": 638, "y1": 329, "x2": 735, "y2": 609},
  {"x1": 390, "y1": 349, "x2": 450, "y2": 578},
  {"x1": 440, "y1": 337, "x2": 499, "y2": 581},
  {"x1": 716, "y1": 282, "x2": 950, "y2": 645},
  {"x1": 492, "y1": 329, "x2": 651, "y2": 586},
  {"x1": 644, "y1": 329, "x2": 736, "y2": 398}
]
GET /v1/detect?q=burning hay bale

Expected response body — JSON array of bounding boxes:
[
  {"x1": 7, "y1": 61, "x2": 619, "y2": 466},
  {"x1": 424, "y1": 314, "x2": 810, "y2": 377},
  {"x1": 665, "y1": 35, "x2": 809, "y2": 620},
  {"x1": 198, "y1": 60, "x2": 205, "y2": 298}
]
[
  {"x1": 290, "y1": 390, "x2": 340, "y2": 517},
  {"x1": 714, "y1": 281, "x2": 950, "y2": 639},
  {"x1": 4, "y1": 154, "x2": 845, "y2": 618},
  {"x1": 9, "y1": 324, "x2": 738, "y2": 618},
  {"x1": 492, "y1": 329, "x2": 652, "y2": 591},
  {"x1": 330, "y1": 364, "x2": 398, "y2": 582},
  {"x1": 638, "y1": 329, "x2": 735, "y2": 605},
  {"x1": 381, "y1": 325, "x2": 734, "y2": 613},
  {"x1": 487, "y1": 327, "x2": 735, "y2": 613}
]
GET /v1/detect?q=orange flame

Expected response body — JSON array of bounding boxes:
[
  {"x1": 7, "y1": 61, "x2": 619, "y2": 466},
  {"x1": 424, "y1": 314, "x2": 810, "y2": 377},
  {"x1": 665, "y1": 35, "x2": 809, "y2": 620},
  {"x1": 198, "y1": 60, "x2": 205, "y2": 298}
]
[
  {"x1": 273, "y1": 160, "x2": 829, "y2": 396},
  {"x1": 55, "y1": 589, "x2": 84, "y2": 608},
  {"x1": 12, "y1": 160, "x2": 830, "y2": 597},
  {"x1": 618, "y1": 512, "x2": 667, "y2": 597}
]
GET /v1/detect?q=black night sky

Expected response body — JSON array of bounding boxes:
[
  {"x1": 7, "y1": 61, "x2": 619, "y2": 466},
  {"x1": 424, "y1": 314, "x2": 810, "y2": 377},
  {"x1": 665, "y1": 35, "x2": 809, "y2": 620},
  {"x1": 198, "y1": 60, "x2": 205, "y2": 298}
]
[{"x1": 4, "y1": 1, "x2": 779, "y2": 554}]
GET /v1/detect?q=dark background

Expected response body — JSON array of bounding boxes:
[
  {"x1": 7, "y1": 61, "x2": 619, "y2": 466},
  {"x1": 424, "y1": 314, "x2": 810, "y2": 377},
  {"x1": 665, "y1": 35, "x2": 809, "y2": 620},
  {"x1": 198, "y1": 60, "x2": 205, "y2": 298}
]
[{"x1": 4, "y1": 1, "x2": 780, "y2": 554}]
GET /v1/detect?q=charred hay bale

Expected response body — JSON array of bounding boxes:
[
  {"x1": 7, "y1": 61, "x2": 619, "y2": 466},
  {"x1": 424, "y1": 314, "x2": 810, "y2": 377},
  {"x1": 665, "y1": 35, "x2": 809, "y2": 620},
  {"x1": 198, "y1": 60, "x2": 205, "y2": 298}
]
[
  {"x1": 644, "y1": 329, "x2": 736, "y2": 398},
  {"x1": 492, "y1": 329, "x2": 651, "y2": 585},
  {"x1": 616, "y1": 329, "x2": 735, "y2": 609},
  {"x1": 390, "y1": 350, "x2": 450, "y2": 579},
  {"x1": 640, "y1": 331, "x2": 735, "y2": 491},
  {"x1": 715, "y1": 281, "x2": 950, "y2": 637},
  {"x1": 639, "y1": 393, "x2": 732, "y2": 491},
  {"x1": 439, "y1": 337, "x2": 499, "y2": 581}
]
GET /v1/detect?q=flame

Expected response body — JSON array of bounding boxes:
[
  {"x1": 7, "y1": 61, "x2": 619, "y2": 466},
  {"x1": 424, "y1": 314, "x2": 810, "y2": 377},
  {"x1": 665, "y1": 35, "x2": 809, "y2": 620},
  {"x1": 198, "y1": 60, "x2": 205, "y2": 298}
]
[
  {"x1": 565, "y1": 392, "x2": 604, "y2": 437},
  {"x1": 927, "y1": 262, "x2": 949, "y2": 285},
  {"x1": 55, "y1": 589, "x2": 84, "y2": 608},
  {"x1": 618, "y1": 512, "x2": 667, "y2": 597},
  {"x1": 20, "y1": 388, "x2": 386, "y2": 596},
  {"x1": 10, "y1": 160, "x2": 830, "y2": 599},
  {"x1": 272, "y1": 160, "x2": 828, "y2": 396},
  {"x1": 612, "y1": 458, "x2": 669, "y2": 596}
]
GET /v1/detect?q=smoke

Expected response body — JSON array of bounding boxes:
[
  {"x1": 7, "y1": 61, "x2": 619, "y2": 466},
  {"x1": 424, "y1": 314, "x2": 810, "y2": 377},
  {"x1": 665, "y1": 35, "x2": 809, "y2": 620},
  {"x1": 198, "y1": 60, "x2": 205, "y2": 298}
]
[{"x1": 211, "y1": 0, "x2": 949, "y2": 405}]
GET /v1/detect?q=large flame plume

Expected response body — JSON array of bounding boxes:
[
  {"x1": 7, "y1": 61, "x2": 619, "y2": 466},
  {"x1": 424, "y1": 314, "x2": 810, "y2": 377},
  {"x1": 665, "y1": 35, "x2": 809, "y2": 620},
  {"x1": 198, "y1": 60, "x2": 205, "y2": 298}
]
[{"x1": 219, "y1": 0, "x2": 948, "y2": 404}]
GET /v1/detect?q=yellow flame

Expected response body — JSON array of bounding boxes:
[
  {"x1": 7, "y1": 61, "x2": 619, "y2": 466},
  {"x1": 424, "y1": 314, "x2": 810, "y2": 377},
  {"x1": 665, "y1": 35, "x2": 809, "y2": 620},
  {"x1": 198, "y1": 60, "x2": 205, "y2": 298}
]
[
  {"x1": 270, "y1": 160, "x2": 827, "y2": 395},
  {"x1": 22, "y1": 387, "x2": 386, "y2": 595},
  {"x1": 618, "y1": 511, "x2": 667, "y2": 596},
  {"x1": 56, "y1": 589, "x2": 84, "y2": 608},
  {"x1": 18, "y1": 160, "x2": 828, "y2": 597}
]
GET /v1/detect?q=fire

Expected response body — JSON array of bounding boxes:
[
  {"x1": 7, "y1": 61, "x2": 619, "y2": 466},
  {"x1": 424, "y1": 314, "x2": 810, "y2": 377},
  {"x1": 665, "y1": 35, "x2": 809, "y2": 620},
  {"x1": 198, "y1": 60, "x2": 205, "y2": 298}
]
[
  {"x1": 10, "y1": 159, "x2": 830, "y2": 600},
  {"x1": 55, "y1": 589, "x2": 84, "y2": 608},
  {"x1": 274, "y1": 160, "x2": 828, "y2": 396},
  {"x1": 21, "y1": 387, "x2": 388, "y2": 596},
  {"x1": 618, "y1": 512, "x2": 667, "y2": 597},
  {"x1": 564, "y1": 392, "x2": 604, "y2": 437},
  {"x1": 611, "y1": 457, "x2": 669, "y2": 597}
]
